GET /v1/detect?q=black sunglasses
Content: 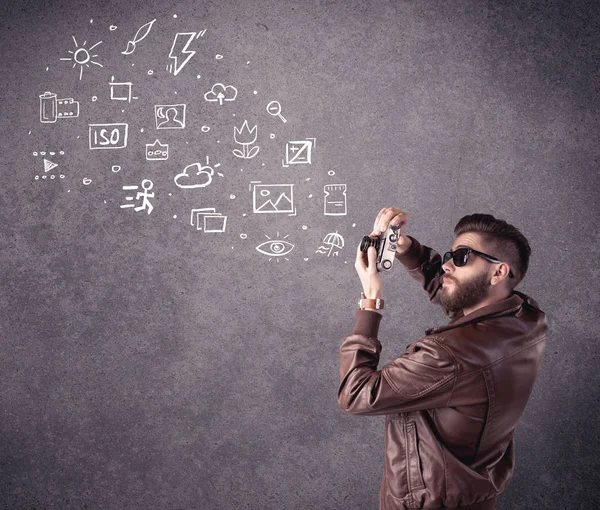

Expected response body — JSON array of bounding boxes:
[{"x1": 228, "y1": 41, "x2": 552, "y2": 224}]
[{"x1": 442, "y1": 247, "x2": 514, "y2": 278}]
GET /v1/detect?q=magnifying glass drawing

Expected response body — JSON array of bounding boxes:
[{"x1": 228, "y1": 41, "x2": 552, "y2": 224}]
[{"x1": 266, "y1": 100, "x2": 287, "y2": 123}]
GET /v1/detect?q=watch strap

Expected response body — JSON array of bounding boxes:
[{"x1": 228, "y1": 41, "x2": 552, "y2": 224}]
[{"x1": 359, "y1": 292, "x2": 385, "y2": 310}]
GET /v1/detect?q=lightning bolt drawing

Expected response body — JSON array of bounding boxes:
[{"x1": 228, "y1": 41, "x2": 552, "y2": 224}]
[{"x1": 167, "y1": 31, "x2": 204, "y2": 76}]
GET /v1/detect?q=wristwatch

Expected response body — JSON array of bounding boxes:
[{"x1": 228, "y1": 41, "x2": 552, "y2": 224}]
[{"x1": 358, "y1": 292, "x2": 385, "y2": 310}]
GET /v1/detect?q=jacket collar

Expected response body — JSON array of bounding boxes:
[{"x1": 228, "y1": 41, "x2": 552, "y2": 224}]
[{"x1": 425, "y1": 291, "x2": 526, "y2": 336}]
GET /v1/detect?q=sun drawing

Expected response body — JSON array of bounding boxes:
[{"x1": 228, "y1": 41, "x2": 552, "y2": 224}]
[{"x1": 60, "y1": 36, "x2": 103, "y2": 80}]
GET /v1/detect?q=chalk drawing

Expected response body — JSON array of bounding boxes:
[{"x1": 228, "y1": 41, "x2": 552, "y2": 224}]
[
  {"x1": 324, "y1": 184, "x2": 347, "y2": 216},
  {"x1": 33, "y1": 150, "x2": 65, "y2": 180},
  {"x1": 251, "y1": 182, "x2": 295, "y2": 215},
  {"x1": 109, "y1": 76, "x2": 137, "y2": 102},
  {"x1": 167, "y1": 31, "x2": 205, "y2": 76},
  {"x1": 155, "y1": 104, "x2": 186, "y2": 129},
  {"x1": 32, "y1": 150, "x2": 65, "y2": 156},
  {"x1": 316, "y1": 231, "x2": 345, "y2": 257},
  {"x1": 44, "y1": 159, "x2": 58, "y2": 172},
  {"x1": 204, "y1": 83, "x2": 237, "y2": 105},
  {"x1": 256, "y1": 233, "x2": 294, "y2": 261},
  {"x1": 39, "y1": 92, "x2": 80, "y2": 123},
  {"x1": 120, "y1": 179, "x2": 154, "y2": 214},
  {"x1": 146, "y1": 140, "x2": 169, "y2": 161},
  {"x1": 233, "y1": 120, "x2": 259, "y2": 159},
  {"x1": 282, "y1": 138, "x2": 316, "y2": 167},
  {"x1": 174, "y1": 156, "x2": 216, "y2": 189},
  {"x1": 121, "y1": 19, "x2": 156, "y2": 55},
  {"x1": 33, "y1": 151, "x2": 65, "y2": 181},
  {"x1": 89, "y1": 123, "x2": 128, "y2": 149},
  {"x1": 60, "y1": 36, "x2": 103, "y2": 80},
  {"x1": 190, "y1": 207, "x2": 227, "y2": 232},
  {"x1": 266, "y1": 101, "x2": 287, "y2": 123}
]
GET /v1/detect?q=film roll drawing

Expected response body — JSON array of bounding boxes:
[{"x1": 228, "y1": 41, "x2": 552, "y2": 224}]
[{"x1": 39, "y1": 92, "x2": 80, "y2": 123}]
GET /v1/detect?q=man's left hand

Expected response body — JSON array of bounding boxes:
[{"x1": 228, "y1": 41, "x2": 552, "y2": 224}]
[{"x1": 355, "y1": 240, "x2": 383, "y2": 299}]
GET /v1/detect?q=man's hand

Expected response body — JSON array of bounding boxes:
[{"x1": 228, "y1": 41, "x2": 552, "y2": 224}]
[
  {"x1": 355, "y1": 241, "x2": 383, "y2": 299},
  {"x1": 371, "y1": 207, "x2": 410, "y2": 254}
]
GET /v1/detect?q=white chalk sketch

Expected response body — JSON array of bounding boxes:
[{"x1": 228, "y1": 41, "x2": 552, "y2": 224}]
[
  {"x1": 316, "y1": 231, "x2": 345, "y2": 257},
  {"x1": 324, "y1": 184, "x2": 347, "y2": 216},
  {"x1": 109, "y1": 76, "x2": 137, "y2": 102},
  {"x1": 121, "y1": 19, "x2": 156, "y2": 55},
  {"x1": 32, "y1": 150, "x2": 65, "y2": 181},
  {"x1": 233, "y1": 120, "x2": 259, "y2": 159},
  {"x1": 89, "y1": 123, "x2": 129, "y2": 150},
  {"x1": 155, "y1": 104, "x2": 186, "y2": 129},
  {"x1": 44, "y1": 159, "x2": 58, "y2": 172},
  {"x1": 282, "y1": 138, "x2": 316, "y2": 167},
  {"x1": 174, "y1": 157, "x2": 215, "y2": 189},
  {"x1": 39, "y1": 92, "x2": 80, "y2": 123},
  {"x1": 204, "y1": 83, "x2": 237, "y2": 105},
  {"x1": 32, "y1": 151, "x2": 65, "y2": 157},
  {"x1": 167, "y1": 31, "x2": 204, "y2": 75},
  {"x1": 256, "y1": 232, "x2": 294, "y2": 261},
  {"x1": 190, "y1": 207, "x2": 227, "y2": 232},
  {"x1": 251, "y1": 182, "x2": 295, "y2": 214},
  {"x1": 146, "y1": 140, "x2": 169, "y2": 160},
  {"x1": 34, "y1": 174, "x2": 65, "y2": 181},
  {"x1": 120, "y1": 179, "x2": 154, "y2": 214},
  {"x1": 266, "y1": 100, "x2": 287, "y2": 123},
  {"x1": 60, "y1": 36, "x2": 103, "y2": 80}
]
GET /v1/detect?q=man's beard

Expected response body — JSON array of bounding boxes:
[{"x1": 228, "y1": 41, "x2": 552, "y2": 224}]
[{"x1": 439, "y1": 271, "x2": 491, "y2": 314}]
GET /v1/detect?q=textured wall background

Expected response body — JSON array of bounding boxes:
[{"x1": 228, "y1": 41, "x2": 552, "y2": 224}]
[{"x1": 1, "y1": 0, "x2": 599, "y2": 508}]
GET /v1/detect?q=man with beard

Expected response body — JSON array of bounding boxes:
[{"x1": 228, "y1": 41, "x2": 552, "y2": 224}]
[{"x1": 338, "y1": 208, "x2": 547, "y2": 510}]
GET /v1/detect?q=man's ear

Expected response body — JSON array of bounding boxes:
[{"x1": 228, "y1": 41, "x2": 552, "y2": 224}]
[{"x1": 491, "y1": 264, "x2": 510, "y2": 285}]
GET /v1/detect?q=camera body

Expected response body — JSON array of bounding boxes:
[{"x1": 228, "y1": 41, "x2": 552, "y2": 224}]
[{"x1": 360, "y1": 222, "x2": 404, "y2": 272}]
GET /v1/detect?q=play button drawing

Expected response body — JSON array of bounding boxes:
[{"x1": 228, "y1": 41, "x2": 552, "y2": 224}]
[{"x1": 43, "y1": 159, "x2": 58, "y2": 172}]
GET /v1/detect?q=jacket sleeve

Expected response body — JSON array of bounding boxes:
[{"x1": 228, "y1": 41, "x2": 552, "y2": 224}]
[
  {"x1": 395, "y1": 235, "x2": 459, "y2": 319},
  {"x1": 338, "y1": 310, "x2": 458, "y2": 416}
]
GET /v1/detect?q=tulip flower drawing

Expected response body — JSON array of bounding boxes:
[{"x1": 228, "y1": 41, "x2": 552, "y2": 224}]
[{"x1": 233, "y1": 120, "x2": 259, "y2": 159}]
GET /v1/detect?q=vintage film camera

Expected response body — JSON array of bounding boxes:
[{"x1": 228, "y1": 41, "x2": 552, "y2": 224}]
[{"x1": 360, "y1": 222, "x2": 404, "y2": 272}]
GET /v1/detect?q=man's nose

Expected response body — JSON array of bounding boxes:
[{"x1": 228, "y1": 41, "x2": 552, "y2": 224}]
[{"x1": 441, "y1": 260, "x2": 454, "y2": 274}]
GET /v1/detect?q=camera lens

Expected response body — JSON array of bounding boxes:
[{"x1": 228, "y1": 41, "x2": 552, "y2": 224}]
[{"x1": 360, "y1": 235, "x2": 381, "y2": 253}]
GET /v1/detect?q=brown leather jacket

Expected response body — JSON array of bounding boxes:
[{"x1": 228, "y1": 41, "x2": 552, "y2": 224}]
[{"x1": 338, "y1": 235, "x2": 547, "y2": 509}]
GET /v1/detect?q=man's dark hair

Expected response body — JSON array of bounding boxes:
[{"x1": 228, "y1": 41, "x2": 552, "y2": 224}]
[{"x1": 453, "y1": 213, "x2": 531, "y2": 291}]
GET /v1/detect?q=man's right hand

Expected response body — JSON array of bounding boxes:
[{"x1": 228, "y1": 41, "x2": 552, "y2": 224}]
[{"x1": 370, "y1": 207, "x2": 412, "y2": 255}]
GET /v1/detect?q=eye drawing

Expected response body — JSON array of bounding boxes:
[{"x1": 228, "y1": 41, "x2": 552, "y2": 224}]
[{"x1": 256, "y1": 240, "x2": 294, "y2": 257}]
